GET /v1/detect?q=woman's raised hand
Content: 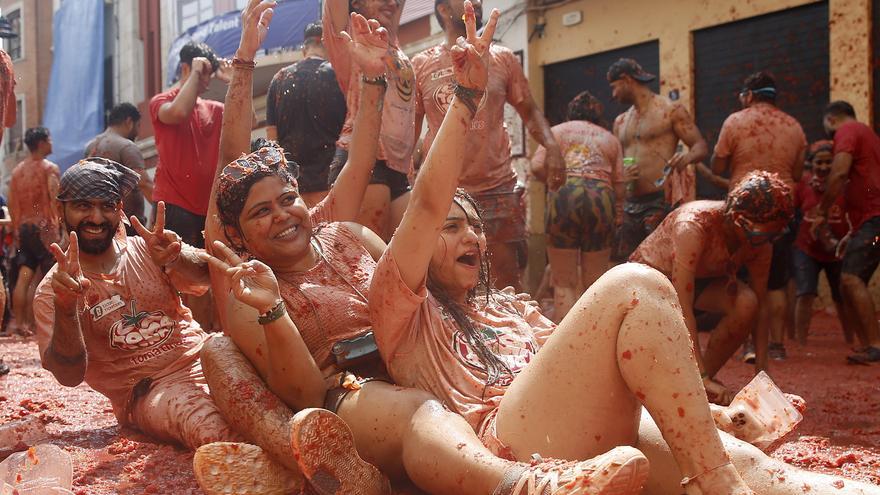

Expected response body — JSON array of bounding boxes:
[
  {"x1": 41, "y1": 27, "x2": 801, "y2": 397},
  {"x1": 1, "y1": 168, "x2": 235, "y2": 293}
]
[
  {"x1": 236, "y1": 0, "x2": 276, "y2": 61},
  {"x1": 450, "y1": 1, "x2": 499, "y2": 91},
  {"x1": 201, "y1": 240, "x2": 282, "y2": 315},
  {"x1": 341, "y1": 13, "x2": 391, "y2": 79}
]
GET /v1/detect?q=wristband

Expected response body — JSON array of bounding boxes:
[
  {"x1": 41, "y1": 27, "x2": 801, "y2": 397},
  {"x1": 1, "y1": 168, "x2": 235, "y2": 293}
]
[
  {"x1": 258, "y1": 300, "x2": 286, "y2": 325},
  {"x1": 232, "y1": 57, "x2": 256, "y2": 70},
  {"x1": 453, "y1": 84, "x2": 485, "y2": 116},
  {"x1": 361, "y1": 74, "x2": 387, "y2": 87}
]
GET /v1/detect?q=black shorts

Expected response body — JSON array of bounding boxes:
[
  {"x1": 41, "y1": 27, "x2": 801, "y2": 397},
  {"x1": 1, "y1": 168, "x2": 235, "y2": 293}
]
[
  {"x1": 792, "y1": 247, "x2": 842, "y2": 302},
  {"x1": 841, "y1": 215, "x2": 880, "y2": 283},
  {"x1": 328, "y1": 148, "x2": 410, "y2": 200},
  {"x1": 162, "y1": 202, "x2": 206, "y2": 248},
  {"x1": 613, "y1": 190, "x2": 670, "y2": 262},
  {"x1": 767, "y1": 223, "x2": 797, "y2": 291},
  {"x1": 14, "y1": 223, "x2": 53, "y2": 272},
  {"x1": 296, "y1": 162, "x2": 331, "y2": 194}
]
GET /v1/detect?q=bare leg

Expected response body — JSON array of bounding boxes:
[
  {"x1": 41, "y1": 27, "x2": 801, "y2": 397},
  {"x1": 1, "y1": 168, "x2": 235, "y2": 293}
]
[
  {"x1": 794, "y1": 295, "x2": 815, "y2": 345},
  {"x1": 356, "y1": 184, "x2": 392, "y2": 241},
  {"x1": 546, "y1": 246, "x2": 580, "y2": 322},
  {"x1": 840, "y1": 295, "x2": 870, "y2": 347},
  {"x1": 636, "y1": 414, "x2": 880, "y2": 494},
  {"x1": 840, "y1": 273, "x2": 880, "y2": 347},
  {"x1": 495, "y1": 263, "x2": 751, "y2": 494},
  {"x1": 580, "y1": 248, "x2": 611, "y2": 291},
  {"x1": 697, "y1": 280, "x2": 758, "y2": 378},
  {"x1": 784, "y1": 281, "x2": 796, "y2": 340},
  {"x1": 834, "y1": 299, "x2": 856, "y2": 344},
  {"x1": 388, "y1": 191, "x2": 410, "y2": 240},
  {"x1": 767, "y1": 289, "x2": 788, "y2": 347},
  {"x1": 12, "y1": 266, "x2": 33, "y2": 331},
  {"x1": 487, "y1": 241, "x2": 523, "y2": 292},
  {"x1": 301, "y1": 190, "x2": 330, "y2": 209}
]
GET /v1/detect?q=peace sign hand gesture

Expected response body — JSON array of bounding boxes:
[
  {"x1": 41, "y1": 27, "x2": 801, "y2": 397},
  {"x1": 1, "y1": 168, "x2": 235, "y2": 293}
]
[
  {"x1": 236, "y1": 0, "x2": 276, "y2": 62},
  {"x1": 201, "y1": 240, "x2": 282, "y2": 315},
  {"x1": 49, "y1": 232, "x2": 92, "y2": 313},
  {"x1": 131, "y1": 201, "x2": 182, "y2": 268},
  {"x1": 341, "y1": 13, "x2": 391, "y2": 79},
  {"x1": 450, "y1": 1, "x2": 499, "y2": 91}
]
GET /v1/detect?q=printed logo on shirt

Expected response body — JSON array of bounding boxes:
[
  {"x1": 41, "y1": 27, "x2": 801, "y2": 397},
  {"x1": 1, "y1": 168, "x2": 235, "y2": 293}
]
[
  {"x1": 389, "y1": 53, "x2": 415, "y2": 103},
  {"x1": 452, "y1": 325, "x2": 537, "y2": 387},
  {"x1": 90, "y1": 295, "x2": 126, "y2": 322},
  {"x1": 108, "y1": 300, "x2": 176, "y2": 351},
  {"x1": 430, "y1": 67, "x2": 454, "y2": 81}
]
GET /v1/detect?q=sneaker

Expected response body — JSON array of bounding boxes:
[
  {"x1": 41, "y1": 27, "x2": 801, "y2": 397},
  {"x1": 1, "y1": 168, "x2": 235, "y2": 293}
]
[
  {"x1": 492, "y1": 446, "x2": 649, "y2": 495},
  {"x1": 193, "y1": 442, "x2": 306, "y2": 495},
  {"x1": 290, "y1": 408, "x2": 392, "y2": 495},
  {"x1": 768, "y1": 343, "x2": 787, "y2": 361},
  {"x1": 0, "y1": 360, "x2": 9, "y2": 376},
  {"x1": 847, "y1": 346, "x2": 880, "y2": 365},
  {"x1": 741, "y1": 342, "x2": 756, "y2": 364}
]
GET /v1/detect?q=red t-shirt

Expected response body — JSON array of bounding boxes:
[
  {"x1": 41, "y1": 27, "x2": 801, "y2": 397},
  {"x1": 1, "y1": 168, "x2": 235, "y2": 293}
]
[
  {"x1": 794, "y1": 174, "x2": 849, "y2": 262},
  {"x1": 833, "y1": 121, "x2": 880, "y2": 229},
  {"x1": 149, "y1": 88, "x2": 224, "y2": 216}
]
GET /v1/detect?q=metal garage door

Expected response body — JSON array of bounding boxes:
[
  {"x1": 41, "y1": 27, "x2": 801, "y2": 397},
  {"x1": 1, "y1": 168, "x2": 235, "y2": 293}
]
[
  {"x1": 542, "y1": 41, "x2": 660, "y2": 128},
  {"x1": 694, "y1": 2, "x2": 829, "y2": 198}
]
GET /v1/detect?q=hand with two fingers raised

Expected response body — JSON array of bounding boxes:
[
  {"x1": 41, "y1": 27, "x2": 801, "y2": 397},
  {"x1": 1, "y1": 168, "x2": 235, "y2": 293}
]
[
  {"x1": 201, "y1": 240, "x2": 281, "y2": 315},
  {"x1": 131, "y1": 201, "x2": 183, "y2": 269},
  {"x1": 49, "y1": 232, "x2": 92, "y2": 314}
]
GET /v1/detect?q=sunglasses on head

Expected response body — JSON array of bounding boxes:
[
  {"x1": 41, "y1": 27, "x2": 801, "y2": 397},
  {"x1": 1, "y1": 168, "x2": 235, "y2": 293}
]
[
  {"x1": 221, "y1": 146, "x2": 285, "y2": 181},
  {"x1": 734, "y1": 215, "x2": 787, "y2": 247}
]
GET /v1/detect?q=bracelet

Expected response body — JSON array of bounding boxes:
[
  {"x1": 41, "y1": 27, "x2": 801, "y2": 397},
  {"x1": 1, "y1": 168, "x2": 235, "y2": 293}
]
[
  {"x1": 258, "y1": 300, "x2": 286, "y2": 325},
  {"x1": 232, "y1": 57, "x2": 256, "y2": 70},
  {"x1": 361, "y1": 74, "x2": 387, "y2": 87},
  {"x1": 681, "y1": 461, "x2": 733, "y2": 487},
  {"x1": 453, "y1": 84, "x2": 485, "y2": 116}
]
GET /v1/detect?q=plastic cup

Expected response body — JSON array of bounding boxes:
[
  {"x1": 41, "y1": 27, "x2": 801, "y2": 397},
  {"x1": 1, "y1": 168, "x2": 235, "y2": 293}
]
[{"x1": 727, "y1": 371, "x2": 803, "y2": 449}]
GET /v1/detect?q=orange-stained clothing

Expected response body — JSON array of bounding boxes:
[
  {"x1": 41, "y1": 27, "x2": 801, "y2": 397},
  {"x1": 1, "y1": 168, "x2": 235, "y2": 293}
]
[
  {"x1": 533, "y1": 120, "x2": 624, "y2": 185},
  {"x1": 0, "y1": 49, "x2": 16, "y2": 142},
  {"x1": 413, "y1": 43, "x2": 531, "y2": 193},
  {"x1": 714, "y1": 103, "x2": 806, "y2": 192}
]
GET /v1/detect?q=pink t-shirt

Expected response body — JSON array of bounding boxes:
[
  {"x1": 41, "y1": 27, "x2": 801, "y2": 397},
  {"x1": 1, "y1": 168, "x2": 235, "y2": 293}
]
[
  {"x1": 413, "y1": 44, "x2": 531, "y2": 193},
  {"x1": 532, "y1": 120, "x2": 624, "y2": 184},
  {"x1": 322, "y1": 3, "x2": 415, "y2": 175},
  {"x1": 369, "y1": 250, "x2": 555, "y2": 431},
  {"x1": 8, "y1": 157, "x2": 59, "y2": 232},
  {"x1": 714, "y1": 103, "x2": 806, "y2": 192},
  {"x1": 630, "y1": 200, "x2": 771, "y2": 282},
  {"x1": 34, "y1": 236, "x2": 209, "y2": 421}
]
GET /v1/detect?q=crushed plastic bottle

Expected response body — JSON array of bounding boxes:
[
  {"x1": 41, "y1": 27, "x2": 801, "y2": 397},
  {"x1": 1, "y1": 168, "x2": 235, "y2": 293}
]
[
  {"x1": 726, "y1": 371, "x2": 803, "y2": 449},
  {"x1": 0, "y1": 444, "x2": 73, "y2": 494},
  {"x1": 0, "y1": 417, "x2": 49, "y2": 459}
]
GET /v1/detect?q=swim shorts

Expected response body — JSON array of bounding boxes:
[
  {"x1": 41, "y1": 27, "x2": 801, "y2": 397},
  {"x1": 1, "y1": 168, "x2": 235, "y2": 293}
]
[
  {"x1": 841, "y1": 215, "x2": 880, "y2": 283},
  {"x1": 612, "y1": 190, "x2": 671, "y2": 261},
  {"x1": 14, "y1": 223, "x2": 54, "y2": 273},
  {"x1": 473, "y1": 183, "x2": 528, "y2": 268},
  {"x1": 328, "y1": 148, "x2": 411, "y2": 201},
  {"x1": 546, "y1": 177, "x2": 615, "y2": 252},
  {"x1": 162, "y1": 202, "x2": 207, "y2": 249}
]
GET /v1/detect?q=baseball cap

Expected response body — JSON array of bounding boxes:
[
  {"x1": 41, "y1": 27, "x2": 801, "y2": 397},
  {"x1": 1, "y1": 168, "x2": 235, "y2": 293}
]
[{"x1": 607, "y1": 58, "x2": 656, "y2": 83}]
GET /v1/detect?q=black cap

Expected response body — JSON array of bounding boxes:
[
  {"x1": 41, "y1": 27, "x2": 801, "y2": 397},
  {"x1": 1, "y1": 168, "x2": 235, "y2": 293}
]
[{"x1": 607, "y1": 58, "x2": 656, "y2": 83}]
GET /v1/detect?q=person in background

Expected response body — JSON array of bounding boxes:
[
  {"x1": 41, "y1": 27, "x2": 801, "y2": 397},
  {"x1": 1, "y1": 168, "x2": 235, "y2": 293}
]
[
  {"x1": 323, "y1": 0, "x2": 415, "y2": 240},
  {"x1": 85, "y1": 102, "x2": 153, "y2": 230},
  {"x1": 531, "y1": 91, "x2": 623, "y2": 320},
  {"x1": 266, "y1": 22, "x2": 346, "y2": 207},
  {"x1": 813, "y1": 101, "x2": 880, "y2": 363},
  {"x1": 413, "y1": 0, "x2": 566, "y2": 291},
  {"x1": 0, "y1": 41, "x2": 16, "y2": 375},
  {"x1": 792, "y1": 140, "x2": 853, "y2": 345},
  {"x1": 711, "y1": 71, "x2": 806, "y2": 365},
  {"x1": 7, "y1": 127, "x2": 60, "y2": 336}
]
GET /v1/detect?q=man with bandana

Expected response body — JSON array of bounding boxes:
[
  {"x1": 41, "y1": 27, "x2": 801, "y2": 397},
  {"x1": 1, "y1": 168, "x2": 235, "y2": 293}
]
[
  {"x1": 32, "y1": 159, "x2": 238, "y2": 448},
  {"x1": 414, "y1": 0, "x2": 564, "y2": 291},
  {"x1": 711, "y1": 71, "x2": 806, "y2": 367}
]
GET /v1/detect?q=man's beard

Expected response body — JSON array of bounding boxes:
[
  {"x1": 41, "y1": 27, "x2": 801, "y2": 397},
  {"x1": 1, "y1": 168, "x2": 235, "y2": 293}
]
[{"x1": 74, "y1": 221, "x2": 117, "y2": 254}]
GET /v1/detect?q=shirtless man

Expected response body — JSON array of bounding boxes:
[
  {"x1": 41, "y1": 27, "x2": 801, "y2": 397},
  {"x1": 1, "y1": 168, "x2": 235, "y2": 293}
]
[
  {"x1": 608, "y1": 58, "x2": 708, "y2": 261},
  {"x1": 631, "y1": 171, "x2": 793, "y2": 404},
  {"x1": 414, "y1": 0, "x2": 565, "y2": 290}
]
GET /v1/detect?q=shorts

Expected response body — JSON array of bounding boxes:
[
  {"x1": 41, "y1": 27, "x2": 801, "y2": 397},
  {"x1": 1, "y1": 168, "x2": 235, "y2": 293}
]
[
  {"x1": 792, "y1": 247, "x2": 842, "y2": 302},
  {"x1": 322, "y1": 371, "x2": 390, "y2": 414},
  {"x1": 841, "y1": 215, "x2": 880, "y2": 283},
  {"x1": 162, "y1": 202, "x2": 206, "y2": 248},
  {"x1": 767, "y1": 223, "x2": 797, "y2": 291},
  {"x1": 613, "y1": 190, "x2": 670, "y2": 261},
  {"x1": 473, "y1": 183, "x2": 528, "y2": 268},
  {"x1": 328, "y1": 148, "x2": 410, "y2": 200},
  {"x1": 130, "y1": 359, "x2": 240, "y2": 449},
  {"x1": 295, "y1": 161, "x2": 331, "y2": 194},
  {"x1": 477, "y1": 408, "x2": 516, "y2": 461},
  {"x1": 546, "y1": 177, "x2": 615, "y2": 252},
  {"x1": 14, "y1": 223, "x2": 54, "y2": 273}
]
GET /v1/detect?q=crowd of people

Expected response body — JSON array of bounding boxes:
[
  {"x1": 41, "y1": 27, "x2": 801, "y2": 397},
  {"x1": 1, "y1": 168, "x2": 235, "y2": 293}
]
[{"x1": 1, "y1": 0, "x2": 880, "y2": 494}]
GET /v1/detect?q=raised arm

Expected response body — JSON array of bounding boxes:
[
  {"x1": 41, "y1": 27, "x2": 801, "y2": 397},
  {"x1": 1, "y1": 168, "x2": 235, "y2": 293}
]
[
  {"x1": 388, "y1": 3, "x2": 498, "y2": 292},
  {"x1": 157, "y1": 57, "x2": 211, "y2": 125}
]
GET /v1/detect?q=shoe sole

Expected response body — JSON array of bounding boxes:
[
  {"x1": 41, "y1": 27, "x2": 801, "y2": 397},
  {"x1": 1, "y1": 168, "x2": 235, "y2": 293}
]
[
  {"x1": 290, "y1": 408, "x2": 391, "y2": 495},
  {"x1": 193, "y1": 442, "x2": 305, "y2": 495},
  {"x1": 589, "y1": 448, "x2": 650, "y2": 495}
]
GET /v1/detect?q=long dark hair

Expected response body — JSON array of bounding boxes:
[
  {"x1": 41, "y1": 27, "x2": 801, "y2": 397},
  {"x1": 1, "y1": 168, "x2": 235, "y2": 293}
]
[{"x1": 426, "y1": 189, "x2": 514, "y2": 391}]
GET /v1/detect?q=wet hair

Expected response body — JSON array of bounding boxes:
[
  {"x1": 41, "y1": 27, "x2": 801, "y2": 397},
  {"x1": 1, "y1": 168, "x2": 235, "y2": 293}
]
[
  {"x1": 107, "y1": 102, "x2": 141, "y2": 126},
  {"x1": 179, "y1": 41, "x2": 220, "y2": 73},
  {"x1": 725, "y1": 171, "x2": 793, "y2": 224},
  {"x1": 742, "y1": 71, "x2": 777, "y2": 103},
  {"x1": 303, "y1": 22, "x2": 323, "y2": 48},
  {"x1": 216, "y1": 142, "x2": 300, "y2": 247},
  {"x1": 824, "y1": 100, "x2": 856, "y2": 119},
  {"x1": 24, "y1": 126, "x2": 50, "y2": 152},
  {"x1": 566, "y1": 90, "x2": 605, "y2": 127},
  {"x1": 426, "y1": 189, "x2": 514, "y2": 392}
]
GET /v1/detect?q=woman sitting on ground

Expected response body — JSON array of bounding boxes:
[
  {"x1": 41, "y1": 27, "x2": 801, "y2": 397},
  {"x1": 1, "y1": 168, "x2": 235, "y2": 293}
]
[{"x1": 366, "y1": 3, "x2": 880, "y2": 495}]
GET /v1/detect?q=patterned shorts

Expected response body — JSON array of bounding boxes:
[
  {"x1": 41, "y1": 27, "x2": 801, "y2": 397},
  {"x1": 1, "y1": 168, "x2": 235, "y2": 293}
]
[
  {"x1": 546, "y1": 177, "x2": 616, "y2": 252},
  {"x1": 473, "y1": 184, "x2": 528, "y2": 246}
]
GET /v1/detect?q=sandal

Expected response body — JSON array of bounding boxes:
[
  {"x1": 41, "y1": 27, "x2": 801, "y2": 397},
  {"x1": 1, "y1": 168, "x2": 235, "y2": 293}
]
[
  {"x1": 290, "y1": 408, "x2": 391, "y2": 495},
  {"x1": 492, "y1": 447, "x2": 649, "y2": 495},
  {"x1": 193, "y1": 442, "x2": 306, "y2": 495}
]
